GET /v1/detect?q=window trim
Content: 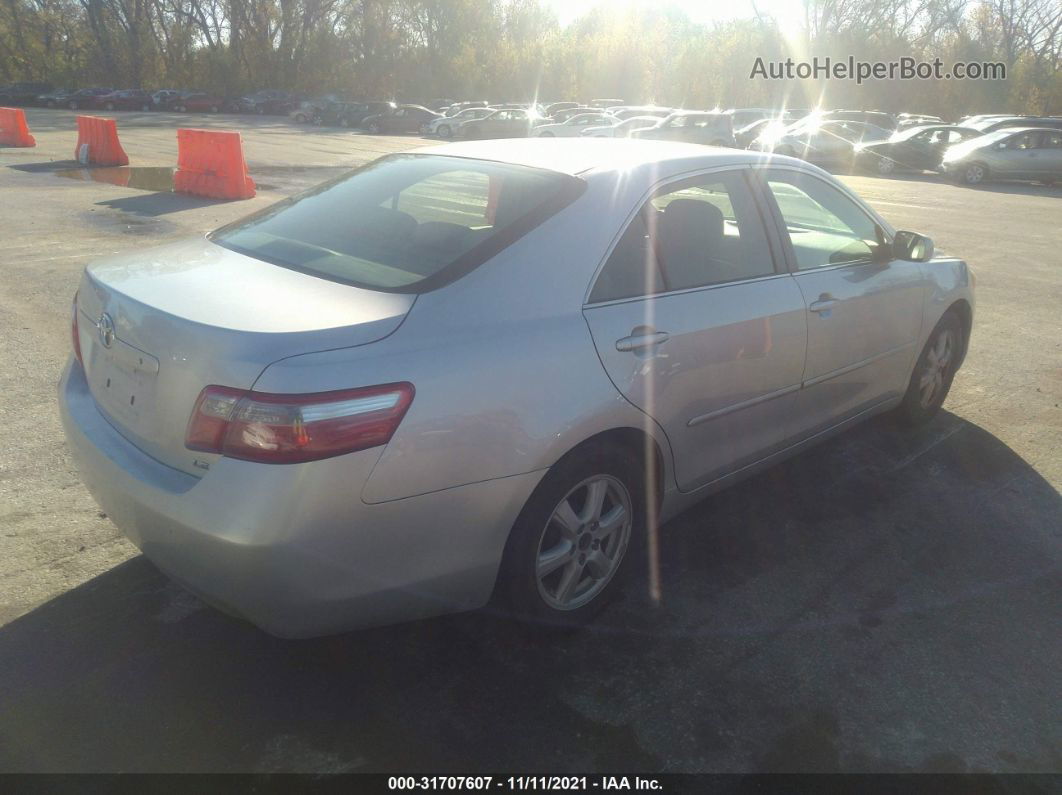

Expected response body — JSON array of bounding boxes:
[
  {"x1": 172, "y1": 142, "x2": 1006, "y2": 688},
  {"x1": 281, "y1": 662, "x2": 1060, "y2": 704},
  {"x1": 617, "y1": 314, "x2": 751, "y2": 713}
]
[
  {"x1": 582, "y1": 165, "x2": 787, "y2": 307},
  {"x1": 749, "y1": 165, "x2": 895, "y2": 274}
]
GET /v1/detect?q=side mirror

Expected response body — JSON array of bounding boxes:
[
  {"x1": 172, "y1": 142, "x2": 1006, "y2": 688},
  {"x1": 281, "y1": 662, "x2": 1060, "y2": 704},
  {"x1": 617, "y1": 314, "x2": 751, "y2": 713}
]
[{"x1": 893, "y1": 230, "x2": 934, "y2": 262}]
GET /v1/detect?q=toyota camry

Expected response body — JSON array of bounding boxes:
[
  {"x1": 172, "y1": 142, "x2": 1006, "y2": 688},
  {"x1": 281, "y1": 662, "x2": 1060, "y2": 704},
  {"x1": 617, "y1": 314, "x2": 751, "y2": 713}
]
[{"x1": 60, "y1": 139, "x2": 974, "y2": 637}]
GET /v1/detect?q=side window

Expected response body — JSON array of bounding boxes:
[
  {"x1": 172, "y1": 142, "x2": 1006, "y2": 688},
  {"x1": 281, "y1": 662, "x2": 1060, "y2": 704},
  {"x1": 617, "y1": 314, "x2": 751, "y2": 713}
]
[
  {"x1": 1044, "y1": 132, "x2": 1062, "y2": 148},
  {"x1": 589, "y1": 170, "x2": 775, "y2": 302},
  {"x1": 764, "y1": 172, "x2": 884, "y2": 269}
]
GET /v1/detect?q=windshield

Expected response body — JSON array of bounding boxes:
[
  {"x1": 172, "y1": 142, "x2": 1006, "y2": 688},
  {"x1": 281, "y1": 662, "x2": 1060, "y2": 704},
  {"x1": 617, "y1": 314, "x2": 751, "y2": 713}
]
[{"x1": 212, "y1": 154, "x2": 584, "y2": 293}]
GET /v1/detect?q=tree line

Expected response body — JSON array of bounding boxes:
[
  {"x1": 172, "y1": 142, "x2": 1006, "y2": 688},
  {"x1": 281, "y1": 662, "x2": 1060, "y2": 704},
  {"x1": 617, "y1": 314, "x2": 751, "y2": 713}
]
[{"x1": 1, "y1": 0, "x2": 1059, "y2": 117}]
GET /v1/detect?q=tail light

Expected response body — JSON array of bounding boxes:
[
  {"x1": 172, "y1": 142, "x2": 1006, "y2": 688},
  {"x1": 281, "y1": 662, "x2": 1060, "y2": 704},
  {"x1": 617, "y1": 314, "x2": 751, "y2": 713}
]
[
  {"x1": 185, "y1": 383, "x2": 414, "y2": 464},
  {"x1": 71, "y1": 292, "x2": 83, "y2": 365}
]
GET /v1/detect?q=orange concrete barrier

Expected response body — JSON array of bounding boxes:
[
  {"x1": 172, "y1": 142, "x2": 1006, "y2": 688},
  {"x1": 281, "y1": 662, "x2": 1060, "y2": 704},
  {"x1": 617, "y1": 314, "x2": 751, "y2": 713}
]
[
  {"x1": 74, "y1": 115, "x2": 129, "y2": 166},
  {"x1": 0, "y1": 107, "x2": 36, "y2": 147},
  {"x1": 173, "y1": 128, "x2": 256, "y2": 200}
]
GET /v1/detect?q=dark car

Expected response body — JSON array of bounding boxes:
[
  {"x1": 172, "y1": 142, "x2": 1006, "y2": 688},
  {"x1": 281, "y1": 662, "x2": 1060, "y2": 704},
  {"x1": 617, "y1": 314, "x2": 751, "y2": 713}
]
[
  {"x1": 0, "y1": 81, "x2": 53, "y2": 105},
  {"x1": 458, "y1": 108, "x2": 540, "y2": 139},
  {"x1": 94, "y1": 89, "x2": 155, "y2": 112},
  {"x1": 855, "y1": 124, "x2": 982, "y2": 174},
  {"x1": 361, "y1": 104, "x2": 440, "y2": 134},
  {"x1": 633, "y1": 111, "x2": 737, "y2": 148},
  {"x1": 243, "y1": 90, "x2": 299, "y2": 115},
  {"x1": 314, "y1": 101, "x2": 394, "y2": 127},
  {"x1": 35, "y1": 88, "x2": 76, "y2": 108},
  {"x1": 62, "y1": 88, "x2": 113, "y2": 110},
  {"x1": 755, "y1": 119, "x2": 892, "y2": 169},
  {"x1": 170, "y1": 92, "x2": 226, "y2": 113}
]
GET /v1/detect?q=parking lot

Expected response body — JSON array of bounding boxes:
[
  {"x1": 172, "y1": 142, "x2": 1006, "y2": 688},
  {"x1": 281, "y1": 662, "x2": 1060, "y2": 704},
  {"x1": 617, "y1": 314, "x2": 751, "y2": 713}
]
[{"x1": 1, "y1": 108, "x2": 1059, "y2": 773}]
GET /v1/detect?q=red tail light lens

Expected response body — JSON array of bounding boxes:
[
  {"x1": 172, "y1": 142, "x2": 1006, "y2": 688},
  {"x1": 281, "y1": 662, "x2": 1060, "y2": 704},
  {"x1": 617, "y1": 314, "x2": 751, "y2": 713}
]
[
  {"x1": 185, "y1": 383, "x2": 415, "y2": 464},
  {"x1": 71, "y1": 293, "x2": 83, "y2": 365}
]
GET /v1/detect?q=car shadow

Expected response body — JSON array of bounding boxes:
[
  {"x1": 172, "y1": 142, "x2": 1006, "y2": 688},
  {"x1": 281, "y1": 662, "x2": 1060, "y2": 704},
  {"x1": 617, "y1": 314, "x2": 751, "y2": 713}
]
[
  {"x1": 844, "y1": 168, "x2": 1061, "y2": 196},
  {"x1": 1, "y1": 412, "x2": 1059, "y2": 773},
  {"x1": 94, "y1": 193, "x2": 239, "y2": 216}
]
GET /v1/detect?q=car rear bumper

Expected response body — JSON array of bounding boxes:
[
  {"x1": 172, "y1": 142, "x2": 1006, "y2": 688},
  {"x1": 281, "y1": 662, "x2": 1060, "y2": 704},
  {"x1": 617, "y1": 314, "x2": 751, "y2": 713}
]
[{"x1": 59, "y1": 359, "x2": 543, "y2": 637}]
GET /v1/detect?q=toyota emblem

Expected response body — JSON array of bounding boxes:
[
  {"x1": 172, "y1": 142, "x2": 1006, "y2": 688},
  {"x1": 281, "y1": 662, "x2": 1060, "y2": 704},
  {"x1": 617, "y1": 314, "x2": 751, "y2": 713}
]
[{"x1": 96, "y1": 313, "x2": 115, "y2": 348}]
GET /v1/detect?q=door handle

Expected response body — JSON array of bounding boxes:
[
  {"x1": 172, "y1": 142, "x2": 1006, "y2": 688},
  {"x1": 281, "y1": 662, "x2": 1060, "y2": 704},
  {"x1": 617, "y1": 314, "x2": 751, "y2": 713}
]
[
  {"x1": 616, "y1": 331, "x2": 670, "y2": 352},
  {"x1": 809, "y1": 296, "x2": 840, "y2": 313}
]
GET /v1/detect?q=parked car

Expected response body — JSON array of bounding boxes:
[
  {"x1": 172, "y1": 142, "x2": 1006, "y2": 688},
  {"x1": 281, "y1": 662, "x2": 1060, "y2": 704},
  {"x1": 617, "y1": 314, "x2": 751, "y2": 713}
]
[
  {"x1": 361, "y1": 104, "x2": 441, "y2": 134},
  {"x1": 942, "y1": 127, "x2": 1062, "y2": 185},
  {"x1": 545, "y1": 101, "x2": 580, "y2": 117},
  {"x1": 819, "y1": 109, "x2": 899, "y2": 131},
  {"x1": 170, "y1": 93, "x2": 226, "y2": 113},
  {"x1": 444, "y1": 101, "x2": 490, "y2": 117},
  {"x1": 94, "y1": 89, "x2": 155, "y2": 112},
  {"x1": 896, "y1": 113, "x2": 944, "y2": 129},
  {"x1": 755, "y1": 119, "x2": 891, "y2": 169},
  {"x1": 589, "y1": 98, "x2": 625, "y2": 108},
  {"x1": 735, "y1": 118, "x2": 790, "y2": 149},
  {"x1": 64, "y1": 88, "x2": 113, "y2": 110},
  {"x1": 243, "y1": 90, "x2": 300, "y2": 115},
  {"x1": 60, "y1": 138, "x2": 974, "y2": 637},
  {"x1": 312, "y1": 100, "x2": 393, "y2": 128},
  {"x1": 533, "y1": 112, "x2": 617, "y2": 137},
  {"x1": 458, "y1": 108, "x2": 540, "y2": 138},
  {"x1": 426, "y1": 106, "x2": 495, "y2": 137},
  {"x1": 152, "y1": 89, "x2": 181, "y2": 108},
  {"x1": 974, "y1": 116, "x2": 1062, "y2": 133},
  {"x1": 726, "y1": 108, "x2": 775, "y2": 129},
  {"x1": 291, "y1": 96, "x2": 340, "y2": 123},
  {"x1": 633, "y1": 111, "x2": 737, "y2": 148},
  {"x1": 609, "y1": 105, "x2": 672, "y2": 120},
  {"x1": 580, "y1": 116, "x2": 662, "y2": 138},
  {"x1": 36, "y1": 88, "x2": 76, "y2": 108},
  {"x1": 0, "y1": 81, "x2": 53, "y2": 105},
  {"x1": 551, "y1": 106, "x2": 599, "y2": 123},
  {"x1": 854, "y1": 124, "x2": 982, "y2": 174}
]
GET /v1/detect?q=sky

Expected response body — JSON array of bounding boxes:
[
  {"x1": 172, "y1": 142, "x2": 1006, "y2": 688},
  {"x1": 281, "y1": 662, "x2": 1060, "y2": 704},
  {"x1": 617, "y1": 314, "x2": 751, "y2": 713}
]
[{"x1": 542, "y1": 0, "x2": 806, "y2": 29}]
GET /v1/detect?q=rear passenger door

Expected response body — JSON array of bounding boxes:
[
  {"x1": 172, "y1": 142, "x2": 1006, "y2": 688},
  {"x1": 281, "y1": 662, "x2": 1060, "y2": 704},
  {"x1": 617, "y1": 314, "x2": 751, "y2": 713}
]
[{"x1": 583, "y1": 168, "x2": 807, "y2": 492}]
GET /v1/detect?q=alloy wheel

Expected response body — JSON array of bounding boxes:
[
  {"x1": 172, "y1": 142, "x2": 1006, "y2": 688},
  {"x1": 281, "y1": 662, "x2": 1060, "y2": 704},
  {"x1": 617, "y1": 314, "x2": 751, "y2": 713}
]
[
  {"x1": 535, "y1": 475, "x2": 632, "y2": 611},
  {"x1": 918, "y1": 328, "x2": 954, "y2": 408},
  {"x1": 877, "y1": 157, "x2": 896, "y2": 174},
  {"x1": 965, "y1": 163, "x2": 985, "y2": 184}
]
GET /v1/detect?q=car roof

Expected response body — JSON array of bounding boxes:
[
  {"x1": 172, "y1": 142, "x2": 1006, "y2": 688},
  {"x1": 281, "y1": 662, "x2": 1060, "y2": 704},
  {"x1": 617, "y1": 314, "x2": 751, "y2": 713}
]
[{"x1": 409, "y1": 138, "x2": 771, "y2": 177}]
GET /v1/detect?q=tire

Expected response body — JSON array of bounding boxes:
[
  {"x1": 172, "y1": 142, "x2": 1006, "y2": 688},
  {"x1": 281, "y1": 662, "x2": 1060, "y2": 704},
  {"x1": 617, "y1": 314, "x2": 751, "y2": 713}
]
[
  {"x1": 961, "y1": 162, "x2": 988, "y2": 185},
  {"x1": 295, "y1": 113, "x2": 307, "y2": 123},
  {"x1": 895, "y1": 311, "x2": 963, "y2": 426},
  {"x1": 104, "y1": 102, "x2": 114, "y2": 111},
  {"x1": 256, "y1": 106, "x2": 265, "y2": 115},
  {"x1": 876, "y1": 156, "x2": 896, "y2": 175},
  {"x1": 367, "y1": 121, "x2": 380, "y2": 134},
  {"x1": 141, "y1": 103, "x2": 151, "y2": 111},
  {"x1": 68, "y1": 101, "x2": 78, "y2": 110},
  {"x1": 495, "y1": 442, "x2": 646, "y2": 628},
  {"x1": 46, "y1": 100, "x2": 56, "y2": 108},
  {"x1": 439, "y1": 124, "x2": 451, "y2": 138},
  {"x1": 210, "y1": 105, "x2": 219, "y2": 113},
  {"x1": 339, "y1": 117, "x2": 349, "y2": 128},
  {"x1": 177, "y1": 105, "x2": 187, "y2": 113}
]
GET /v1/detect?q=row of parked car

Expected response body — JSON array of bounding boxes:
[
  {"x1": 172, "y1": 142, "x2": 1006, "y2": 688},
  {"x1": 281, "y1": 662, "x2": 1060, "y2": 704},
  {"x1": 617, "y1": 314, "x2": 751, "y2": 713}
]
[{"x1": 0, "y1": 83, "x2": 305, "y2": 115}]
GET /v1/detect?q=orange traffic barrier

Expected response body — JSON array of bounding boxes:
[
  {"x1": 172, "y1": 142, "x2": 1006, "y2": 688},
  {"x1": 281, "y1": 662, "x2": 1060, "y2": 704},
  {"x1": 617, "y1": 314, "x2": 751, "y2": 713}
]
[
  {"x1": 74, "y1": 115, "x2": 128, "y2": 166},
  {"x1": 0, "y1": 107, "x2": 36, "y2": 147},
  {"x1": 173, "y1": 128, "x2": 255, "y2": 200}
]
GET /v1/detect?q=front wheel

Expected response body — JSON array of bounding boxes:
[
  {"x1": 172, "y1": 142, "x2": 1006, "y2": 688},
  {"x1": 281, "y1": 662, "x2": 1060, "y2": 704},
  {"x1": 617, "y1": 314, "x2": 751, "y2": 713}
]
[
  {"x1": 895, "y1": 311, "x2": 963, "y2": 426},
  {"x1": 439, "y1": 124, "x2": 452, "y2": 138},
  {"x1": 367, "y1": 121, "x2": 380, "y2": 134},
  {"x1": 495, "y1": 443, "x2": 645, "y2": 627},
  {"x1": 961, "y1": 162, "x2": 988, "y2": 185},
  {"x1": 876, "y1": 156, "x2": 897, "y2": 175}
]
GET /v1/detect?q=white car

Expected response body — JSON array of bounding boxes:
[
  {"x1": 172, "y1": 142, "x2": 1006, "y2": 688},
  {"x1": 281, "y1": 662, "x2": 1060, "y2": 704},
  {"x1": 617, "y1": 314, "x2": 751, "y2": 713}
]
[
  {"x1": 533, "y1": 113, "x2": 617, "y2": 137},
  {"x1": 425, "y1": 107, "x2": 495, "y2": 138},
  {"x1": 581, "y1": 116, "x2": 662, "y2": 138}
]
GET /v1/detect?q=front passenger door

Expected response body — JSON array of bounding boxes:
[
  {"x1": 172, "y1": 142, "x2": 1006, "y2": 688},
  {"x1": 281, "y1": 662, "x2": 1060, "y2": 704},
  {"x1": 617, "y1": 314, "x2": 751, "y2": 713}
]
[{"x1": 758, "y1": 169, "x2": 926, "y2": 440}]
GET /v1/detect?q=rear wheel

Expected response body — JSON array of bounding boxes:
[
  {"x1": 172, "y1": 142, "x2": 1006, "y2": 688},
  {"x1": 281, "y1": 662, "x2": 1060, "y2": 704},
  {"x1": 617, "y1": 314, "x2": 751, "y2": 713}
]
[
  {"x1": 876, "y1": 156, "x2": 897, "y2": 175},
  {"x1": 895, "y1": 311, "x2": 963, "y2": 426},
  {"x1": 496, "y1": 443, "x2": 645, "y2": 627},
  {"x1": 439, "y1": 124, "x2": 452, "y2": 138},
  {"x1": 367, "y1": 121, "x2": 381, "y2": 134},
  {"x1": 961, "y1": 162, "x2": 988, "y2": 185},
  {"x1": 294, "y1": 112, "x2": 307, "y2": 123}
]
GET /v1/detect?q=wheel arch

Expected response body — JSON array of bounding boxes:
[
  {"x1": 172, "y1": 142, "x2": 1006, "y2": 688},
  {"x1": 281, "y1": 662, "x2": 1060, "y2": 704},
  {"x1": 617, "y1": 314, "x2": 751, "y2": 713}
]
[{"x1": 946, "y1": 298, "x2": 973, "y2": 367}]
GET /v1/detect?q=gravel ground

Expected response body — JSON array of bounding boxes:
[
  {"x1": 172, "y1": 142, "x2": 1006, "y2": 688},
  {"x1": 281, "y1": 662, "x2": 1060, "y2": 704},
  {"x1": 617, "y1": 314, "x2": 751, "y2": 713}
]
[{"x1": 0, "y1": 108, "x2": 1059, "y2": 773}]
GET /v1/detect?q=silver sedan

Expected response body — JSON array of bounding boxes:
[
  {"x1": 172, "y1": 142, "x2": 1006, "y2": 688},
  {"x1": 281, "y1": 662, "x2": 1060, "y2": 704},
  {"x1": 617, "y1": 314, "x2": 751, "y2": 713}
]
[{"x1": 59, "y1": 139, "x2": 975, "y2": 637}]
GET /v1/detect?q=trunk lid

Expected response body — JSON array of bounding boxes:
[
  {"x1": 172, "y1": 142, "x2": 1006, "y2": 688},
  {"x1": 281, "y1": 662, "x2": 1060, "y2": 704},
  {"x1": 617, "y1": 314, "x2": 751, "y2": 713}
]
[{"x1": 75, "y1": 237, "x2": 414, "y2": 476}]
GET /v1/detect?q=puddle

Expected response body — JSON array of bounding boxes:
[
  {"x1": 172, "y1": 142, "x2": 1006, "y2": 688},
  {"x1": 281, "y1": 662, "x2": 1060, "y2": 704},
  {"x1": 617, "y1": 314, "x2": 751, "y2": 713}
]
[{"x1": 55, "y1": 166, "x2": 176, "y2": 191}]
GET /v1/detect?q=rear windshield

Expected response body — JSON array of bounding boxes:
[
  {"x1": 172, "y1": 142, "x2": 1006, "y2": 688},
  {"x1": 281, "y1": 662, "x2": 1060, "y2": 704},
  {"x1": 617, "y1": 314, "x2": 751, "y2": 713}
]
[{"x1": 212, "y1": 154, "x2": 583, "y2": 293}]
